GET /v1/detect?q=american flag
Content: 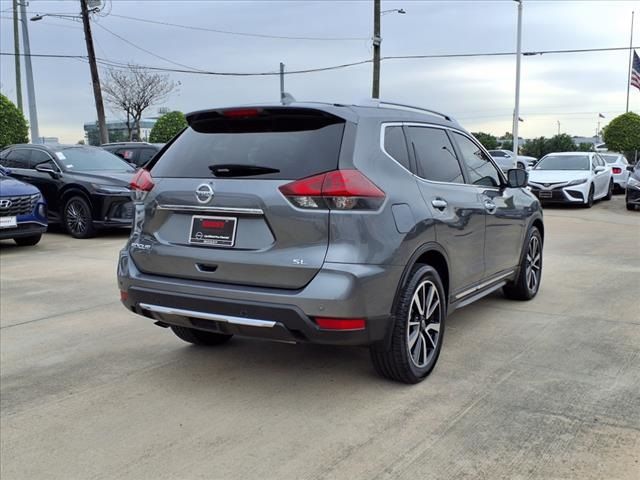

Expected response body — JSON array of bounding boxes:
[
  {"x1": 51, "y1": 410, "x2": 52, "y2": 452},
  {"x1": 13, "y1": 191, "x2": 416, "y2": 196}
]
[{"x1": 632, "y1": 50, "x2": 640, "y2": 91}]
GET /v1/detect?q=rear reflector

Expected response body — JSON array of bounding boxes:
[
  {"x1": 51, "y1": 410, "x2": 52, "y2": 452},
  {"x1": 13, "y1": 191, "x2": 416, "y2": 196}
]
[
  {"x1": 612, "y1": 167, "x2": 622, "y2": 174},
  {"x1": 130, "y1": 169, "x2": 154, "y2": 192},
  {"x1": 279, "y1": 170, "x2": 385, "y2": 210},
  {"x1": 315, "y1": 317, "x2": 366, "y2": 331},
  {"x1": 120, "y1": 290, "x2": 128, "y2": 302}
]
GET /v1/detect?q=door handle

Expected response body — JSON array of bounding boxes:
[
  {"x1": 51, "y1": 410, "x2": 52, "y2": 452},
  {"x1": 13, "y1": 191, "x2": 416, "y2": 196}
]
[
  {"x1": 483, "y1": 198, "x2": 497, "y2": 214},
  {"x1": 431, "y1": 199, "x2": 448, "y2": 210}
]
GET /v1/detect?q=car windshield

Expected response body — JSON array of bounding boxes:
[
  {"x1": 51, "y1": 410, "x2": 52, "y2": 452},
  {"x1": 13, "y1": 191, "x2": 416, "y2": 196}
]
[
  {"x1": 534, "y1": 155, "x2": 590, "y2": 171},
  {"x1": 56, "y1": 148, "x2": 135, "y2": 172}
]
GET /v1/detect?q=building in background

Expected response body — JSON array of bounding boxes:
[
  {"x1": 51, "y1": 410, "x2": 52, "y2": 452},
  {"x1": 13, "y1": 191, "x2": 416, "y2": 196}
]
[{"x1": 83, "y1": 118, "x2": 157, "y2": 146}]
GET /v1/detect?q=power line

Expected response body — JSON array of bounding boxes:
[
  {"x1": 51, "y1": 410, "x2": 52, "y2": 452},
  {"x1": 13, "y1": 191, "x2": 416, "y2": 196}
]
[
  {"x1": 2, "y1": 45, "x2": 638, "y2": 77},
  {"x1": 107, "y1": 13, "x2": 370, "y2": 42}
]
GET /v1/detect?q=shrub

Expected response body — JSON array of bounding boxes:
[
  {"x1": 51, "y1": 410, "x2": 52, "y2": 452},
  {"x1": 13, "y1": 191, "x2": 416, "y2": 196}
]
[
  {"x1": 149, "y1": 111, "x2": 187, "y2": 143},
  {"x1": 0, "y1": 94, "x2": 29, "y2": 149}
]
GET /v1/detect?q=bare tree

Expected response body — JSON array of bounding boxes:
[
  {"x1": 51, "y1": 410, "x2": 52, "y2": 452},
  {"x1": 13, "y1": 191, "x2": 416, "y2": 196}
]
[{"x1": 101, "y1": 65, "x2": 177, "y2": 141}]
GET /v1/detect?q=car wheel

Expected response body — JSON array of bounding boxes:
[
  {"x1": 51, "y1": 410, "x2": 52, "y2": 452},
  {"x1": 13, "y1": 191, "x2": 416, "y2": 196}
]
[
  {"x1": 503, "y1": 226, "x2": 542, "y2": 301},
  {"x1": 63, "y1": 196, "x2": 95, "y2": 239},
  {"x1": 604, "y1": 180, "x2": 613, "y2": 200},
  {"x1": 170, "y1": 326, "x2": 233, "y2": 346},
  {"x1": 583, "y1": 185, "x2": 594, "y2": 208},
  {"x1": 370, "y1": 265, "x2": 446, "y2": 384},
  {"x1": 14, "y1": 234, "x2": 42, "y2": 246},
  {"x1": 517, "y1": 162, "x2": 526, "y2": 170}
]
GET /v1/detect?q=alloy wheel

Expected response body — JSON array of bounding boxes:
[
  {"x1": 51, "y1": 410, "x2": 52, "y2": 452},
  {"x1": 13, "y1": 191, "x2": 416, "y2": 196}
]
[
  {"x1": 406, "y1": 280, "x2": 441, "y2": 368},
  {"x1": 66, "y1": 200, "x2": 88, "y2": 235},
  {"x1": 525, "y1": 235, "x2": 541, "y2": 292}
]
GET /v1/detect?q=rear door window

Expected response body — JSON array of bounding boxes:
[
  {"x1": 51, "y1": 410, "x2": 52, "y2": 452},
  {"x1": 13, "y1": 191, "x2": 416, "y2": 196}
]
[
  {"x1": 30, "y1": 150, "x2": 54, "y2": 168},
  {"x1": 151, "y1": 109, "x2": 346, "y2": 179},
  {"x1": 383, "y1": 126, "x2": 410, "y2": 170},
  {"x1": 407, "y1": 127, "x2": 465, "y2": 183},
  {"x1": 1, "y1": 149, "x2": 31, "y2": 169}
]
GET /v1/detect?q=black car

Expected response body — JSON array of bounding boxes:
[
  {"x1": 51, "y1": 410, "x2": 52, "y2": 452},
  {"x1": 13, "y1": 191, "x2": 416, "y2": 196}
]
[
  {"x1": 101, "y1": 142, "x2": 164, "y2": 168},
  {"x1": 0, "y1": 144, "x2": 136, "y2": 238},
  {"x1": 626, "y1": 162, "x2": 640, "y2": 211}
]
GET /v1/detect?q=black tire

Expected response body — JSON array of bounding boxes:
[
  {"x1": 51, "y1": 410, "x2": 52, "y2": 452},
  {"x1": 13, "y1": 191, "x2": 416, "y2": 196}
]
[
  {"x1": 503, "y1": 226, "x2": 542, "y2": 301},
  {"x1": 14, "y1": 234, "x2": 42, "y2": 246},
  {"x1": 63, "y1": 196, "x2": 95, "y2": 239},
  {"x1": 370, "y1": 265, "x2": 446, "y2": 384},
  {"x1": 170, "y1": 326, "x2": 233, "y2": 346},
  {"x1": 604, "y1": 180, "x2": 613, "y2": 200},
  {"x1": 517, "y1": 162, "x2": 526, "y2": 170},
  {"x1": 582, "y1": 185, "x2": 594, "y2": 208},
  {"x1": 627, "y1": 202, "x2": 636, "y2": 211}
]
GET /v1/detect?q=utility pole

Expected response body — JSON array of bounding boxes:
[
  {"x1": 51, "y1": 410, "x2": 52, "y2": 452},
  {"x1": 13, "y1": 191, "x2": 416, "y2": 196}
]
[
  {"x1": 279, "y1": 62, "x2": 285, "y2": 104},
  {"x1": 80, "y1": 0, "x2": 109, "y2": 144},
  {"x1": 512, "y1": 0, "x2": 523, "y2": 157},
  {"x1": 19, "y1": 0, "x2": 39, "y2": 142},
  {"x1": 372, "y1": 0, "x2": 381, "y2": 99},
  {"x1": 557, "y1": 120, "x2": 560, "y2": 135},
  {"x1": 12, "y1": 0, "x2": 22, "y2": 113},
  {"x1": 626, "y1": 11, "x2": 635, "y2": 113}
]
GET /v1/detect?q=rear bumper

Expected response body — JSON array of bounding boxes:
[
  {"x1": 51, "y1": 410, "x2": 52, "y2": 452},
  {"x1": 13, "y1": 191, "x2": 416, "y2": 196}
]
[
  {"x1": 117, "y1": 250, "x2": 403, "y2": 346},
  {"x1": 92, "y1": 194, "x2": 134, "y2": 227}
]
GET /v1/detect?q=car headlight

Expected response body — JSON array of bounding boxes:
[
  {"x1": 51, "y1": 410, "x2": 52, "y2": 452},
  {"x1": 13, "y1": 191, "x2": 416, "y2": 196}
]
[
  {"x1": 628, "y1": 177, "x2": 640, "y2": 189},
  {"x1": 566, "y1": 178, "x2": 587, "y2": 187},
  {"x1": 92, "y1": 184, "x2": 130, "y2": 194}
]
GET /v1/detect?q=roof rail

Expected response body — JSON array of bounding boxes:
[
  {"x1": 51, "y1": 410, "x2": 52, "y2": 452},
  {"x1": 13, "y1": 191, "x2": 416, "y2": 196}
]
[{"x1": 356, "y1": 99, "x2": 454, "y2": 122}]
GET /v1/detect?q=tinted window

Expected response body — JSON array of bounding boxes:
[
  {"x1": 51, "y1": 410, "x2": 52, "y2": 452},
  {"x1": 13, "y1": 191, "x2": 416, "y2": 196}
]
[
  {"x1": 489, "y1": 150, "x2": 507, "y2": 157},
  {"x1": 56, "y1": 147, "x2": 135, "y2": 172},
  {"x1": 1, "y1": 149, "x2": 31, "y2": 169},
  {"x1": 408, "y1": 127, "x2": 464, "y2": 183},
  {"x1": 453, "y1": 133, "x2": 501, "y2": 187},
  {"x1": 602, "y1": 154, "x2": 627, "y2": 164},
  {"x1": 138, "y1": 148, "x2": 157, "y2": 165},
  {"x1": 535, "y1": 155, "x2": 590, "y2": 171},
  {"x1": 152, "y1": 122, "x2": 345, "y2": 179},
  {"x1": 30, "y1": 149, "x2": 53, "y2": 167},
  {"x1": 383, "y1": 126, "x2": 410, "y2": 170}
]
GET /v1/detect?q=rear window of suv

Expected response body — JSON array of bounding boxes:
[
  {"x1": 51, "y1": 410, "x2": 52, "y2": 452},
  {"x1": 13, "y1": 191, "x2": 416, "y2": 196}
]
[{"x1": 151, "y1": 110, "x2": 346, "y2": 180}]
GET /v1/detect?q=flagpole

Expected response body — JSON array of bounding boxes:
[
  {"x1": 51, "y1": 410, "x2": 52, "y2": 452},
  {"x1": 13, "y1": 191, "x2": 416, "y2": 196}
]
[
  {"x1": 512, "y1": 0, "x2": 523, "y2": 157},
  {"x1": 626, "y1": 11, "x2": 634, "y2": 112}
]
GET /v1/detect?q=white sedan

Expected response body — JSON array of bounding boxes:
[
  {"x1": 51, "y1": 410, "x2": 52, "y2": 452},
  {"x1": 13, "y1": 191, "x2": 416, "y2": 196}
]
[
  {"x1": 528, "y1": 152, "x2": 613, "y2": 208},
  {"x1": 601, "y1": 152, "x2": 630, "y2": 190},
  {"x1": 488, "y1": 149, "x2": 537, "y2": 171}
]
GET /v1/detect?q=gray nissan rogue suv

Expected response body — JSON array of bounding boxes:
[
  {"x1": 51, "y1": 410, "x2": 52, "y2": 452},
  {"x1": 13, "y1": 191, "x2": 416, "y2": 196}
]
[{"x1": 118, "y1": 101, "x2": 543, "y2": 383}]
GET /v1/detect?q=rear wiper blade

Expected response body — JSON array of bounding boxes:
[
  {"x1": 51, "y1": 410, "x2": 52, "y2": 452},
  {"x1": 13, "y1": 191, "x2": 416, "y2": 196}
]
[{"x1": 208, "y1": 164, "x2": 280, "y2": 177}]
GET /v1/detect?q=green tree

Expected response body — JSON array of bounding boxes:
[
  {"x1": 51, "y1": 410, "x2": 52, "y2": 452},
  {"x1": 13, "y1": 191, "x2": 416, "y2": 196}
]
[
  {"x1": 544, "y1": 133, "x2": 576, "y2": 154},
  {"x1": 576, "y1": 143, "x2": 593, "y2": 152},
  {"x1": 149, "y1": 111, "x2": 187, "y2": 143},
  {"x1": 521, "y1": 137, "x2": 547, "y2": 158},
  {"x1": 0, "y1": 93, "x2": 29, "y2": 148},
  {"x1": 603, "y1": 112, "x2": 640, "y2": 161},
  {"x1": 471, "y1": 132, "x2": 499, "y2": 150}
]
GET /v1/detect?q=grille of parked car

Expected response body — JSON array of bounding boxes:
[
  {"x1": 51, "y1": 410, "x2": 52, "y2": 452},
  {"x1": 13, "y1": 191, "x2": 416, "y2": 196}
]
[{"x1": 0, "y1": 193, "x2": 40, "y2": 216}]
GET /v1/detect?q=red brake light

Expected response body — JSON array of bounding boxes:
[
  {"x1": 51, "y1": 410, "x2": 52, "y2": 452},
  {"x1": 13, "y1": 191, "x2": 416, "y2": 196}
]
[
  {"x1": 315, "y1": 317, "x2": 366, "y2": 331},
  {"x1": 278, "y1": 170, "x2": 385, "y2": 210},
  {"x1": 130, "y1": 169, "x2": 154, "y2": 192},
  {"x1": 612, "y1": 167, "x2": 622, "y2": 174},
  {"x1": 222, "y1": 108, "x2": 261, "y2": 118}
]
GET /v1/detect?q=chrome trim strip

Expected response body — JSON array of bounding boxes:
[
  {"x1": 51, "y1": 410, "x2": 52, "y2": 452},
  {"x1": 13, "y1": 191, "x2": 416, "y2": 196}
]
[
  {"x1": 455, "y1": 270, "x2": 515, "y2": 299},
  {"x1": 139, "y1": 303, "x2": 276, "y2": 328},
  {"x1": 157, "y1": 205, "x2": 264, "y2": 215}
]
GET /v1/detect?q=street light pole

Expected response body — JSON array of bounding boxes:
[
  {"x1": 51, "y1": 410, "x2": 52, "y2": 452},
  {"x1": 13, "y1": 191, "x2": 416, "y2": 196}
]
[
  {"x1": 512, "y1": 0, "x2": 523, "y2": 157},
  {"x1": 12, "y1": 0, "x2": 22, "y2": 113},
  {"x1": 372, "y1": 0, "x2": 381, "y2": 99},
  {"x1": 19, "y1": 0, "x2": 39, "y2": 143},
  {"x1": 557, "y1": 120, "x2": 560, "y2": 136},
  {"x1": 80, "y1": 0, "x2": 109, "y2": 144}
]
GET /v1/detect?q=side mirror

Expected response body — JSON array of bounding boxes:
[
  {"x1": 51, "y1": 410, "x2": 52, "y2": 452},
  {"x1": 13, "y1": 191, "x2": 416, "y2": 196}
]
[
  {"x1": 35, "y1": 163, "x2": 59, "y2": 177},
  {"x1": 594, "y1": 166, "x2": 606, "y2": 174},
  {"x1": 0, "y1": 166, "x2": 11, "y2": 175},
  {"x1": 507, "y1": 168, "x2": 528, "y2": 188}
]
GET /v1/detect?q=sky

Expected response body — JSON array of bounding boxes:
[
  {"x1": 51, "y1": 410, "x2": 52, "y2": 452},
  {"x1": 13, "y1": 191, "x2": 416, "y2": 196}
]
[{"x1": 0, "y1": 0, "x2": 639, "y2": 143}]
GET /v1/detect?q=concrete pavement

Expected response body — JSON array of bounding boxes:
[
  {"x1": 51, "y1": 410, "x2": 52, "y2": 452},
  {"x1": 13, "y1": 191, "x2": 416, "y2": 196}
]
[{"x1": 1, "y1": 195, "x2": 639, "y2": 479}]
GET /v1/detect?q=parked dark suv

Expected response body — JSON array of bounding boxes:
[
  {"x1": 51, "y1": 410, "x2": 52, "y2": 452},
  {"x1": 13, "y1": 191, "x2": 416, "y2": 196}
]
[
  {"x1": 102, "y1": 142, "x2": 164, "y2": 168},
  {"x1": 0, "y1": 144, "x2": 136, "y2": 238},
  {"x1": 118, "y1": 101, "x2": 544, "y2": 383}
]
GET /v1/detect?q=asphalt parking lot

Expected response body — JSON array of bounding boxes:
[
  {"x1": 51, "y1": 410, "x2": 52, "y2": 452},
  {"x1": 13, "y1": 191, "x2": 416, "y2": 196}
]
[{"x1": 1, "y1": 195, "x2": 639, "y2": 480}]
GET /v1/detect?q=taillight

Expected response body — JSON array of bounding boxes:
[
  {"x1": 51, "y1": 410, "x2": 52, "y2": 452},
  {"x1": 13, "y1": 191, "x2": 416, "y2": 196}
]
[
  {"x1": 279, "y1": 170, "x2": 385, "y2": 210},
  {"x1": 612, "y1": 167, "x2": 622, "y2": 174},
  {"x1": 222, "y1": 108, "x2": 261, "y2": 118},
  {"x1": 130, "y1": 169, "x2": 154, "y2": 201}
]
